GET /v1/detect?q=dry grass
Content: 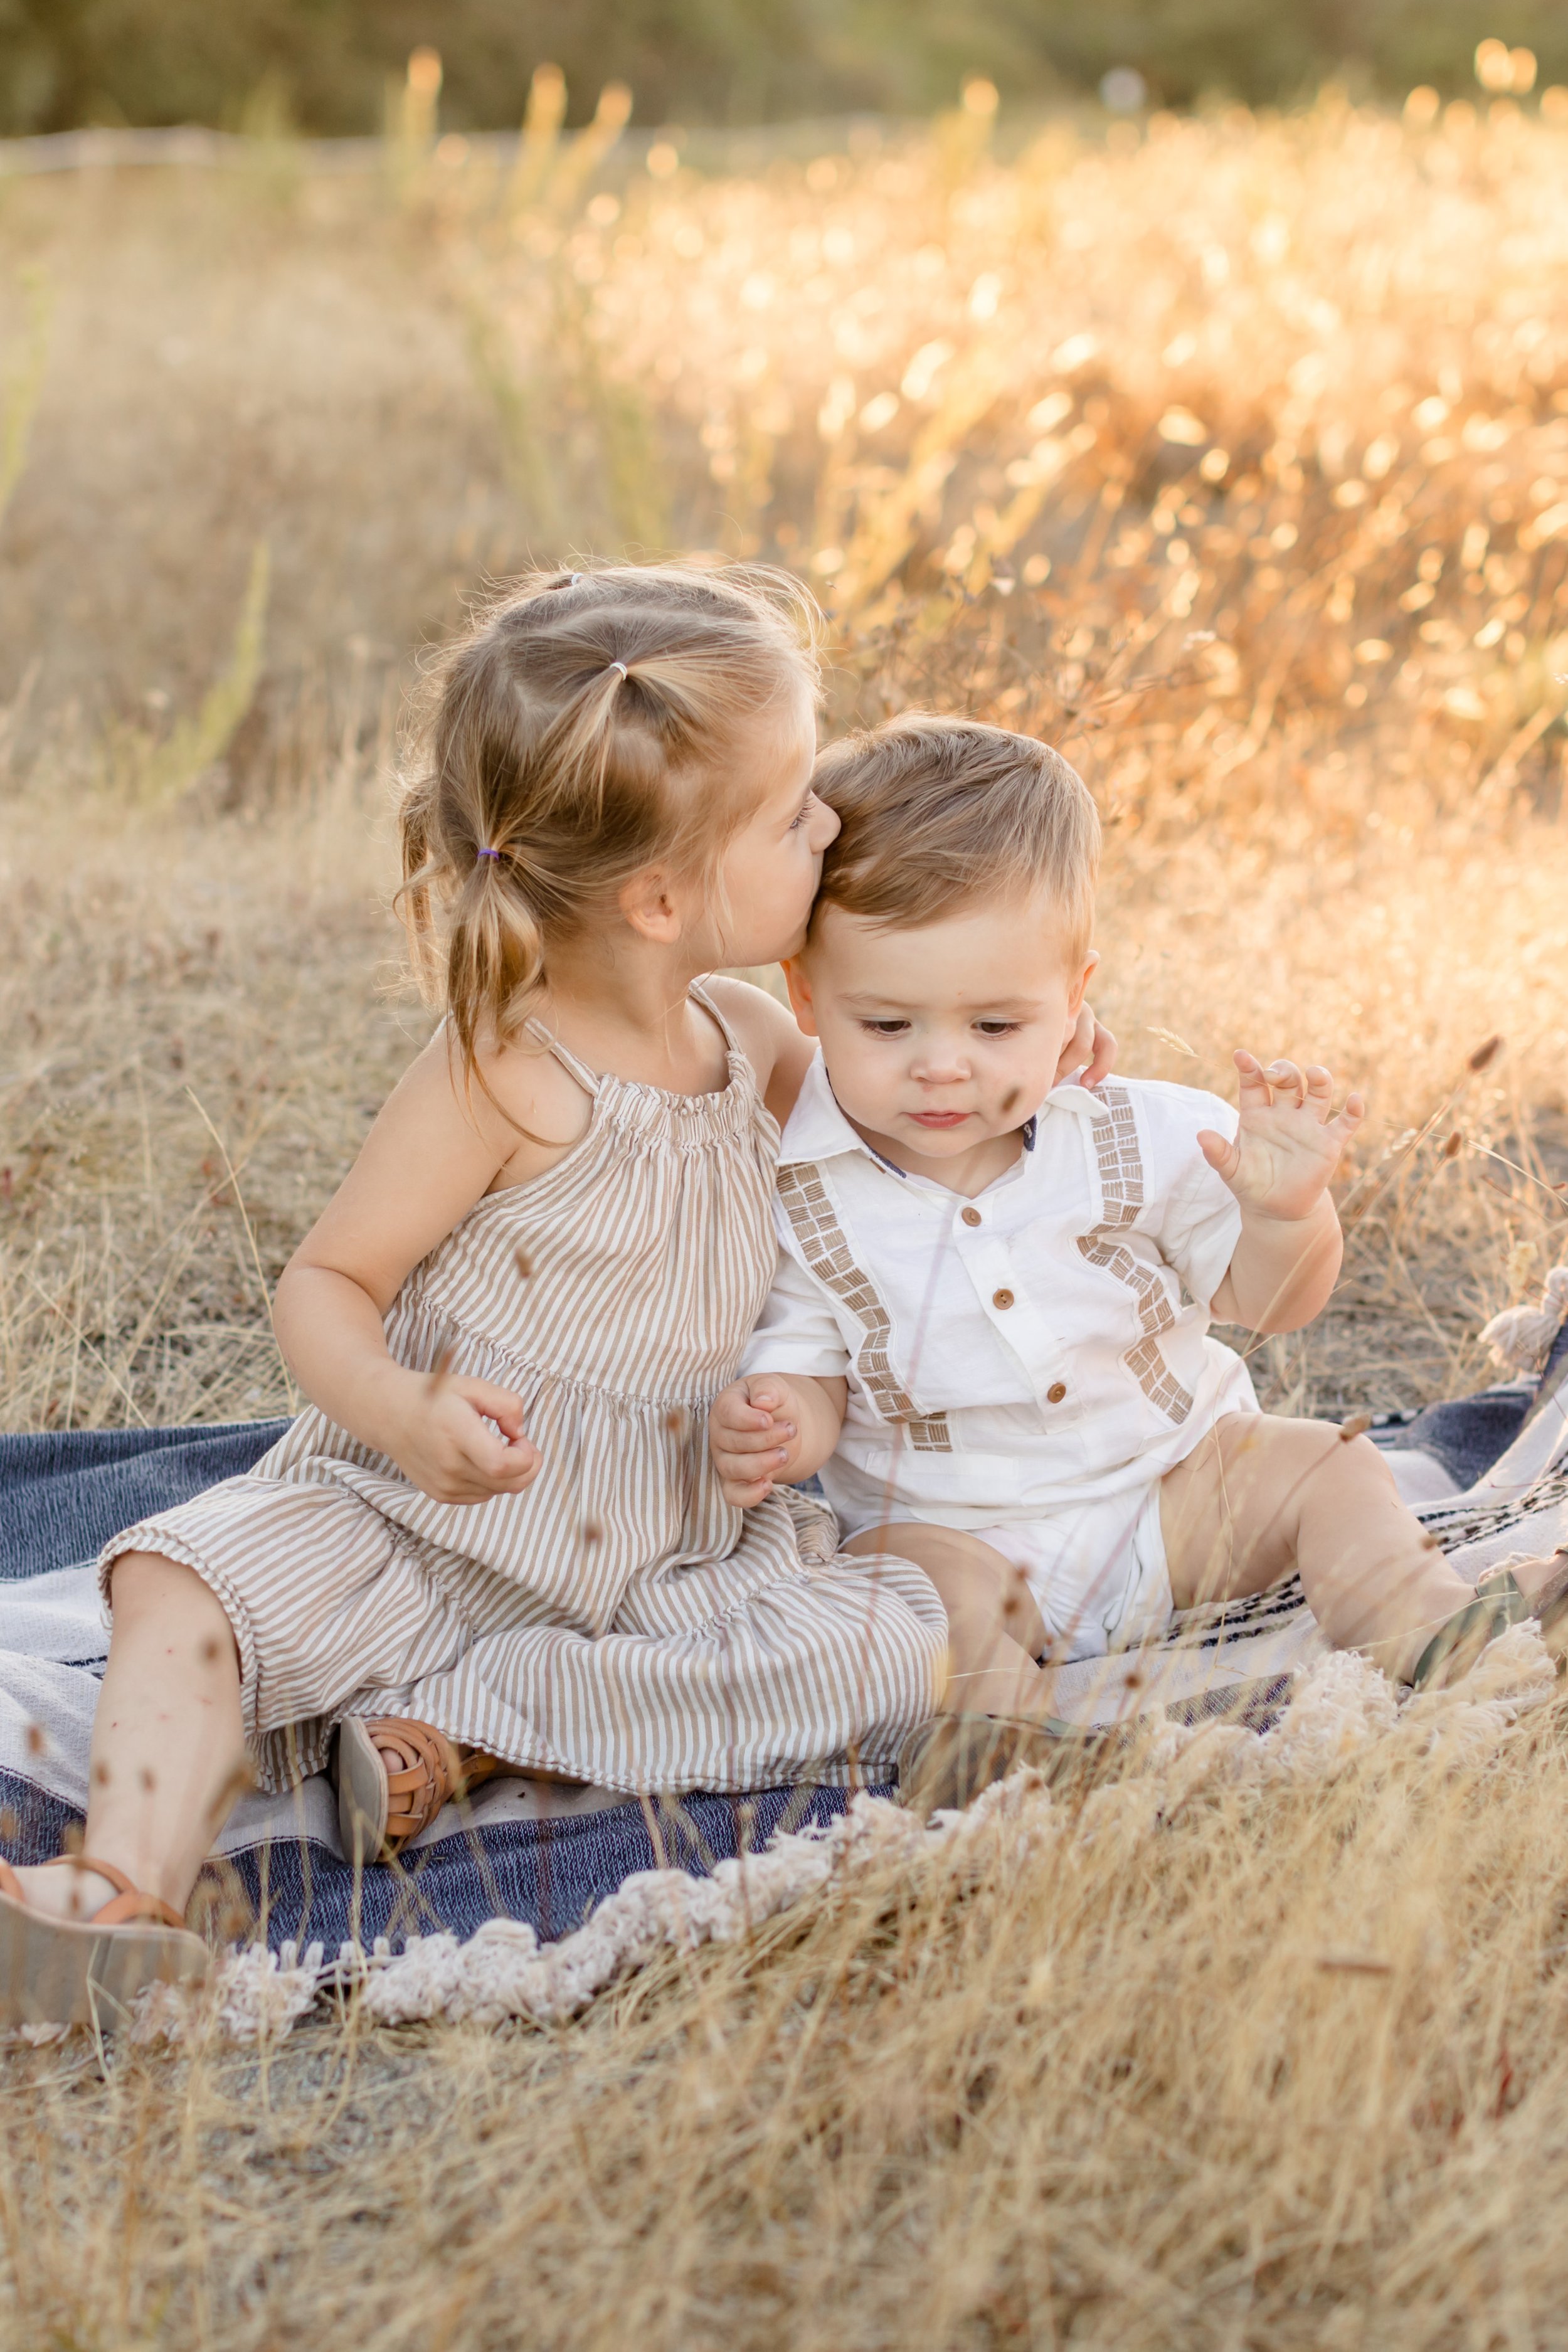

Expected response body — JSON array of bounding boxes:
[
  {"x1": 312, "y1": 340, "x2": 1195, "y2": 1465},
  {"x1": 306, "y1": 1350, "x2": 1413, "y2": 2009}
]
[
  {"x1": 9, "y1": 1726, "x2": 1568, "y2": 2349},
  {"x1": 2, "y1": 87, "x2": 1568, "y2": 2351},
  {"x1": 1, "y1": 783, "x2": 1562, "y2": 1432},
  {"x1": 0, "y1": 783, "x2": 425, "y2": 1427}
]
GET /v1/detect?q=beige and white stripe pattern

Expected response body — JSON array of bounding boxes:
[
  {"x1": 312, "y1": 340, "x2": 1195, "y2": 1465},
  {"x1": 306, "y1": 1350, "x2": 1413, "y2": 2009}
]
[{"x1": 100, "y1": 990, "x2": 946, "y2": 1796}]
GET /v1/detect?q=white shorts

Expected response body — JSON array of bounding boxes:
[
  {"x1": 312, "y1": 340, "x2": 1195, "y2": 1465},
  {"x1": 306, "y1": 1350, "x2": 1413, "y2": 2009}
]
[{"x1": 884, "y1": 1480, "x2": 1175, "y2": 1665}]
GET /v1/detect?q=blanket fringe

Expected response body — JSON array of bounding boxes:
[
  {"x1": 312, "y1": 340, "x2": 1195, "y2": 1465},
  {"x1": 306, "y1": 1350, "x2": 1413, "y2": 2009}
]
[{"x1": 124, "y1": 1622, "x2": 1560, "y2": 2046}]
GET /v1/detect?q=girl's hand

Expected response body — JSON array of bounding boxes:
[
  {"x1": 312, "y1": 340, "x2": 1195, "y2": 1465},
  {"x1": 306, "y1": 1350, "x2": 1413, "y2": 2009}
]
[
  {"x1": 709, "y1": 1375, "x2": 803, "y2": 1507},
  {"x1": 1058, "y1": 1005, "x2": 1116, "y2": 1091},
  {"x1": 1199, "y1": 1051, "x2": 1365, "y2": 1224},
  {"x1": 388, "y1": 1373, "x2": 541, "y2": 1505}
]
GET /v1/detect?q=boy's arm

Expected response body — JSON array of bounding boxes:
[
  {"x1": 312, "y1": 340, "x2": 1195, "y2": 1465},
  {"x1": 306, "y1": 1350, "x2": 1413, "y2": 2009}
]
[
  {"x1": 708, "y1": 1374, "x2": 848, "y2": 1508},
  {"x1": 1202, "y1": 1052, "x2": 1363, "y2": 1334},
  {"x1": 1210, "y1": 1202, "x2": 1343, "y2": 1332},
  {"x1": 711, "y1": 1232, "x2": 853, "y2": 1505}
]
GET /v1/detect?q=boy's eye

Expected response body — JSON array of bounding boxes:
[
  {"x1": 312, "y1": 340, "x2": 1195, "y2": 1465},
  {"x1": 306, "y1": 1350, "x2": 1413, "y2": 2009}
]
[
  {"x1": 975, "y1": 1020, "x2": 1022, "y2": 1038},
  {"x1": 860, "y1": 1019, "x2": 909, "y2": 1037}
]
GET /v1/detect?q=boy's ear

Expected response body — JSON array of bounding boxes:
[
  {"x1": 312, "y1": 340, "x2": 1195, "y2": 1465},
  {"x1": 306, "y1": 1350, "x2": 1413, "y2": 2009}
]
[
  {"x1": 1069, "y1": 949, "x2": 1099, "y2": 1019},
  {"x1": 782, "y1": 956, "x2": 820, "y2": 1036}
]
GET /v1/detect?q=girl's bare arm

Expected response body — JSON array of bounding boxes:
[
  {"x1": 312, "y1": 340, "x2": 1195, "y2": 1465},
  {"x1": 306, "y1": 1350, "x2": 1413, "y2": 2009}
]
[
  {"x1": 704, "y1": 975, "x2": 816, "y2": 1127},
  {"x1": 271, "y1": 1033, "x2": 571, "y2": 1500}
]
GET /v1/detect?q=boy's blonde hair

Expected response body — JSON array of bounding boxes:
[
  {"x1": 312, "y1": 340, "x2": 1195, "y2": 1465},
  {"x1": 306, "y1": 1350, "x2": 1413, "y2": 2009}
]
[
  {"x1": 398, "y1": 563, "x2": 822, "y2": 1076},
  {"x1": 810, "y1": 715, "x2": 1100, "y2": 958}
]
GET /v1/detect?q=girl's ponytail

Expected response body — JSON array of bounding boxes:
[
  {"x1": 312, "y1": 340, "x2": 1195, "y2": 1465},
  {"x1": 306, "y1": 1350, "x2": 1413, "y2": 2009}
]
[
  {"x1": 443, "y1": 845, "x2": 548, "y2": 1075},
  {"x1": 396, "y1": 563, "x2": 822, "y2": 1085}
]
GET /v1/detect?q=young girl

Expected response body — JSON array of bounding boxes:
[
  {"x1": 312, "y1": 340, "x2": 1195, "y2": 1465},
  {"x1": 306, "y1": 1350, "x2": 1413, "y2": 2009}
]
[{"x1": 2, "y1": 563, "x2": 1039, "y2": 2018}]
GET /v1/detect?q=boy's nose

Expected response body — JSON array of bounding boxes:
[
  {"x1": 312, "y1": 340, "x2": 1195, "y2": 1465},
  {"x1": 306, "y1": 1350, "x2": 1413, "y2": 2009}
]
[
  {"x1": 809, "y1": 798, "x2": 840, "y2": 849},
  {"x1": 910, "y1": 1044, "x2": 970, "y2": 1083}
]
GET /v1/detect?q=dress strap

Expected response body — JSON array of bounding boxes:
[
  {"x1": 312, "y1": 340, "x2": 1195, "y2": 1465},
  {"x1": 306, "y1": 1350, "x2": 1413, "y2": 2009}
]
[
  {"x1": 688, "y1": 978, "x2": 741, "y2": 1057},
  {"x1": 523, "y1": 986, "x2": 740, "y2": 1093},
  {"x1": 522, "y1": 1015, "x2": 600, "y2": 1095}
]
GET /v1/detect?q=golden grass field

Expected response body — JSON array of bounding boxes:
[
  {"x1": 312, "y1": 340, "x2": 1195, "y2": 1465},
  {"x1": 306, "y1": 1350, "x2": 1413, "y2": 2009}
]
[{"x1": 1, "y1": 73, "x2": 1567, "y2": 2348}]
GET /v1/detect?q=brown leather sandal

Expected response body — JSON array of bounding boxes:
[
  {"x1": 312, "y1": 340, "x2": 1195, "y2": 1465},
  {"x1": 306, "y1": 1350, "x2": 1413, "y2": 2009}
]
[
  {"x1": 334, "y1": 1717, "x2": 509, "y2": 1865},
  {"x1": 0, "y1": 1855, "x2": 210, "y2": 2028}
]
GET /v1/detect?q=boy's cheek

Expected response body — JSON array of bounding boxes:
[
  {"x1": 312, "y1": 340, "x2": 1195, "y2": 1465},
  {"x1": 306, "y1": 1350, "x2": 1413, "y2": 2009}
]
[{"x1": 811, "y1": 1007, "x2": 879, "y2": 1087}]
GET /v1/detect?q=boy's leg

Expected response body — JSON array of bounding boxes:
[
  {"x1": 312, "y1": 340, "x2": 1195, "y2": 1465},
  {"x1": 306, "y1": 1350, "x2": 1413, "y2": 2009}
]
[
  {"x1": 1160, "y1": 1414, "x2": 1522, "y2": 1678},
  {"x1": 10, "y1": 1552, "x2": 246, "y2": 1921},
  {"x1": 844, "y1": 1522, "x2": 1052, "y2": 1717}
]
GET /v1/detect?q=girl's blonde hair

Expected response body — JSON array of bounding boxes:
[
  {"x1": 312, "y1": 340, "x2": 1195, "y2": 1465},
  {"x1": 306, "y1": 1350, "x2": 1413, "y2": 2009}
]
[{"x1": 398, "y1": 563, "x2": 822, "y2": 1075}]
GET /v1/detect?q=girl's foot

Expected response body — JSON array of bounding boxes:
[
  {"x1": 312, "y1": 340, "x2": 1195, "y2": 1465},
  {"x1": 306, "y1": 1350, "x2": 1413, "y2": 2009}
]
[
  {"x1": 8, "y1": 1859, "x2": 124, "y2": 1922},
  {"x1": 1406, "y1": 1550, "x2": 1568, "y2": 1689},
  {"x1": 0, "y1": 1857, "x2": 209, "y2": 2028},
  {"x1": 334, "y1": 1717, "x2": 511, "y2": 1864}
]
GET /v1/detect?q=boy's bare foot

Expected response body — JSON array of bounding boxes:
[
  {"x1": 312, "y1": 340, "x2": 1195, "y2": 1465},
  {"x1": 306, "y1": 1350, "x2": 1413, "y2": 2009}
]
[
  {"x1": 1406, "y1": 1550, "x2": 1568, "y2": 1688},
  {"x1": 1505, "y1": 1547, "x2": 1568, "y2": 1607}
]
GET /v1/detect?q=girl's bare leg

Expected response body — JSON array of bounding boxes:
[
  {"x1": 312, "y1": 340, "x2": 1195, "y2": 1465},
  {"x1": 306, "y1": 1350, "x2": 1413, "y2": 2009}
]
[
  {"x1": 9, "y1": 1552, "x2": 247, "y2": 1922},
  {"x1": 844, "y1": 1523, "x2": 1051, "y2": 1717},
  {"x1": 1160, "y1": 1414, "x2": 1537, "y2": 1679}
]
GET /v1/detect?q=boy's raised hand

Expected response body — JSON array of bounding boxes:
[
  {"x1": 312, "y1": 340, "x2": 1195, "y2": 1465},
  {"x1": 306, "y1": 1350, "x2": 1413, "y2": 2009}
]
[
  {"x1": 1199, "y1": 1050, "x2": 1364, "y2": 1222},
  {"x1": 709, "y1": 1375, "x2": 803, "y2": 1507}
]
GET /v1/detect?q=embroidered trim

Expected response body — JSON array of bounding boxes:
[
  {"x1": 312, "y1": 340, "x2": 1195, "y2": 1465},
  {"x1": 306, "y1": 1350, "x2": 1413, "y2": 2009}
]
[
  {"x1": 1074, "y1": 1085, "x2": 1195, "y2": 1424},
  {"x1": 776, "y1": 1162, "x2": 952, "y2": 1451}
]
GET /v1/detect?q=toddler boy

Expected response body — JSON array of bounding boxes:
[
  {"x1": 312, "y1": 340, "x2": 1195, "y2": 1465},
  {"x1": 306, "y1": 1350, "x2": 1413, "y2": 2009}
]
[{"x1": 708, "y1": 717, "x2": 1567, "y2": 1801}]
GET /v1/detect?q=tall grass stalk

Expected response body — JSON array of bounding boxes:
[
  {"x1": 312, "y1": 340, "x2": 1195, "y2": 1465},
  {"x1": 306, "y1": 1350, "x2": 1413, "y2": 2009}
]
[
  {"x1": 126, "y1": 541, "x2": 271, "y2": 807},
  {"x1": 0, "y1": 93, "x2": 1565, "y2": 2347},
  {"x1": 0, "y1": 268, "x2": 51, "y2": 534}
]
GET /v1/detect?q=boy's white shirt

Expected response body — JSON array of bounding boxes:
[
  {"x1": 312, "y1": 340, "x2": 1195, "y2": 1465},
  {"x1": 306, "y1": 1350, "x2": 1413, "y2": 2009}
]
[{"x1": 741, "y1": 1051, "x2": 1258, "y2": 1539}]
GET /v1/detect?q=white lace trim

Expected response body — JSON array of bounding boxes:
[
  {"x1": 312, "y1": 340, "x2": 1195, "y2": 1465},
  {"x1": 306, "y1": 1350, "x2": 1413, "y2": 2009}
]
[{"x1": 117, "y1": 1620, "x2": 1558, "y2": 2046}]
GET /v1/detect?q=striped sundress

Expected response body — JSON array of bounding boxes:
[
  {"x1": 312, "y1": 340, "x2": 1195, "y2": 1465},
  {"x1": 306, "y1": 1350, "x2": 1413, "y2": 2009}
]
[{"x1": 99, "y1": 987, "x2": 946, "y2": 1796}]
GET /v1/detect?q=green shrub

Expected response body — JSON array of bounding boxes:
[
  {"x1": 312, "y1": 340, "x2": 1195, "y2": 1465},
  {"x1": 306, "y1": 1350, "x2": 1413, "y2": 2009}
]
[{"x1": 3, "y1": 0, "x2": 1568, "y2": 137}]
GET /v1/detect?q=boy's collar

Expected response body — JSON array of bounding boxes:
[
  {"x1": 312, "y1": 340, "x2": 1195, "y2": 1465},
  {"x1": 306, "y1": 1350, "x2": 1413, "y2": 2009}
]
[{"x1": 778, "y1": 1051, "x2": 1097, "y2": 1173}]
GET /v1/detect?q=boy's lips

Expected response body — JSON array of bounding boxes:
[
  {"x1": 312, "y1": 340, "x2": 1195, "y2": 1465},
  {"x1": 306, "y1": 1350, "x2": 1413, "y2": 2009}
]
[{"x1": 908, "y1": 1110, "x2": 972, "y2": 1128}]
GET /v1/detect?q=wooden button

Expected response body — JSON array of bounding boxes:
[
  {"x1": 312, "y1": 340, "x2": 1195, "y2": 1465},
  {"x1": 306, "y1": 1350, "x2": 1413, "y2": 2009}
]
[
  {"x1": 1046, "y1": 1380, "x2": 1067, "y2": 1404},
  {"x1": 992, "y1": 1288, "x2": 1015, "y2": 1310},
  {"x1": 960, "y1": 1206, "x2": 982, "y2": 1227}
]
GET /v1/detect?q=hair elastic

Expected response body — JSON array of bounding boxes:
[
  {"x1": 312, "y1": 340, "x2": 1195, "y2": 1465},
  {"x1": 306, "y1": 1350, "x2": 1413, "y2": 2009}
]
[
  {"x1": 608, "y1": 660, "x2": 628, "y2": 681},
  {"x1": 477, "y1": 846, "x2": 501, "y2": 861}
]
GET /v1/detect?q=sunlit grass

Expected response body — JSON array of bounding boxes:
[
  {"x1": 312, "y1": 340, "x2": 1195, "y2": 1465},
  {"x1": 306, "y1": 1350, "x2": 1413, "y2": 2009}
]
[{"x1": 0, "y1": 87, "x2": 1566, "y2": 2351}]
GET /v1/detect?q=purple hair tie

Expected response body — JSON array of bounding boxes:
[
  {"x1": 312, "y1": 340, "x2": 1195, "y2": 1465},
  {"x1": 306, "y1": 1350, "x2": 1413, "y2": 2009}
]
[{"x1": 477, "y1": 846, "x2": 501, "y2": 861}]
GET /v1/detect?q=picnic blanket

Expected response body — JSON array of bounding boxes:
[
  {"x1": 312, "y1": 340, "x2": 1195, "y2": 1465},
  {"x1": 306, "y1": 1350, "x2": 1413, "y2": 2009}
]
[{"x1": 0, "y1": 1295, "x2": 1564, "y2": 2011}]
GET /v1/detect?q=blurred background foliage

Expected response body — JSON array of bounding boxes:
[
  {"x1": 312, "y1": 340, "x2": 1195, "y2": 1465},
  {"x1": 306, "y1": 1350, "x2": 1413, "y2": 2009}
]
[{"x1": 5, "y1": 0, "x2": 1568, "y2": 135}]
